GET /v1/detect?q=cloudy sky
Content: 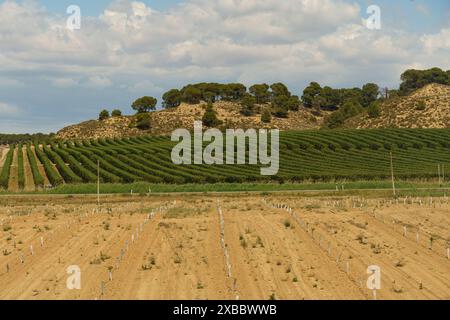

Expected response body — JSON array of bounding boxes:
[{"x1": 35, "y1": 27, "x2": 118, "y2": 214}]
[{"x1": 0, "y1": 0, "x2": 449, "y2": 133}]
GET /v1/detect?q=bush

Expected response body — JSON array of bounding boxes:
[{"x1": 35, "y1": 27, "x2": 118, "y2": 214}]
[
  {"x1": 367, "y1": 102, "x2": 381, "y2": 118},
  {"x1": 261, "y1": 109, "x2": 272, "y2": 123},
  {"x1": 99, "y1": 110, "x2": 110, "y2": 121},
  {"x1": 240, "y1": 94, "x2": 256, "y2": 116},
  {"x1": 415, "y1": 100, "x2": 426, "y2": 111},
  {"x1": 135, "y1": 113, "x2": 151, "y2": 130},
  {"x1": 111, "y1": 109, "x2": 122, "y2": 117},
  {"x1": 202, "y1": 104, "x2": 222, "y2": 127}
]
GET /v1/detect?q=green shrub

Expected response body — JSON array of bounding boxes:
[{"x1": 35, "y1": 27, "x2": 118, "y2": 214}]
[
  {"x1": 261, "y1": 109, "x2": 272, "y2": 123},
  {"x1": 135, "y1": 113, "x2": 151, "y2": 130},
  {"x1": 99, "y1": 110, "x2": 110, "y2": 121},
  {"x1": 111, "y1": 109, "x2": 122, "y2": 117},
  {"x1": 367, "y1": 102, "x2": 381, "y2": 118}
]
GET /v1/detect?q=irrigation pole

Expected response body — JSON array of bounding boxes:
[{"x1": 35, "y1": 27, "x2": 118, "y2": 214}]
[
  {"x1": 97, "y1": 160, "x2": 100, "y2": 207},
  {"x1": 438, "y1": 164, "x2": 441, "y2": 187},
  {"x1": 390, "y1": 152, "x2": 396, "y2": 197}
]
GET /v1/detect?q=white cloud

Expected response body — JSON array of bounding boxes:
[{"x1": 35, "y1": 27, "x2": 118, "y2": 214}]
[
  {"x1": 0, "y1": 102, "x2": 21, "y2": 115},
  {"x1": 0, "y1": 78, "x2": 24, "y2": 87},
  {"x1": 50, "y1": 77, "x2": 79, "y2": 88},
  {"x1": 84, "y1": 76, "x2": 113, "y2": 88},
  {"x1": 0, "y1": 0, "x2": 449, "y2": 132}
]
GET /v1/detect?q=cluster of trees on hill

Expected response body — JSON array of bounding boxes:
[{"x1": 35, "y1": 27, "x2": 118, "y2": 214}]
[
  {"x1": 98, "y1": 109, "x2": 122, "y2": 120},
  {"x1": 0, "y1": 133, "x2": 54, "y2": 145},
  {"x1": 399, "y1": 68, "x2": 450, "y2": 94},
  {"x1": 94, "y1": 67, "x2": 448, "y2": 130},
  {"x1": 160, "y1": 81, "x2": 380, "y2": 126},
  {"x1": 161, "y1": 82, "x2": 302, "y2": 122}
]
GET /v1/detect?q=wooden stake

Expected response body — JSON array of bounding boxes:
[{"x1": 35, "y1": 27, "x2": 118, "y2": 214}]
[
  {"x1": 97, "y1": 160, "x2": 100, "y2": 208},
  {"x1": 390, "y1": 152, "x2": 396, "y2": 197},
  {"x1": 438, "y1": 164, "x2": 442, "y2": 187}
]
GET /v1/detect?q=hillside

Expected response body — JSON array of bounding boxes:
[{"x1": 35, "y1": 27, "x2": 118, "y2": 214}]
[
  {"x1": 57, "y1": 101, "x2": 323, "y2": 140},
  {"x1": 344, "y1": 84, "x2": 450, "y2": 129}
]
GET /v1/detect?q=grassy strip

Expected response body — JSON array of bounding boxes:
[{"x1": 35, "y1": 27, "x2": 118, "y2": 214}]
[{"x1": 1, "y1": 180, "x2": 447, "y2": 195}]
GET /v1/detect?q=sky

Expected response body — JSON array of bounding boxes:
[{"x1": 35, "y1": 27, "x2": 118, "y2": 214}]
[{"x1": 0, "y1": 0, "x2": 449, "y2": 133}]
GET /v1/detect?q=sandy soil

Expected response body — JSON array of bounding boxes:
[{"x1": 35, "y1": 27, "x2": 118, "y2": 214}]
[
  {"x1": 7, "y1": 147, "x2": 18, "y2": 192},
  {"x1": 0, "y1": 195, "x2": 449, "y2": 300},
  {"x1": 0, "y1": 146, "x2": 8, "y2": 168},
  {"x1": 21, "y1": 146, "x2": 35, "y2": 191}
]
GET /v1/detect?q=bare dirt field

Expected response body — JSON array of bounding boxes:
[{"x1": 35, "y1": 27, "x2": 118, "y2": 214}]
[
  {"x1": 21, "y1": 146, "x2": 35, "y2": 192},
  {"x1": 0, "y1": 194, "x2": 449, "y2": 300}
]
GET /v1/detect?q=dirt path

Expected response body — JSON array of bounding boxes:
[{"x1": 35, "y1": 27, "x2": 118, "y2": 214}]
[
  {"x1": 21, "y1": 146, "x2": 35, "y2": 191},
  {"x1": 0, "y1": 146, "x2": 8, "y2": 168}
]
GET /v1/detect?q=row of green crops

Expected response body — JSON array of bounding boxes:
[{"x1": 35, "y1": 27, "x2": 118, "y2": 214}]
[
  {"x1": 0, "y1": 145, "x2": 15, "y2": 189},
  {"x1": 55, "y1": 128, "x2": 450, "y2": 184},
  {"x1": 26, "y1": 143, "x2": 44, "y2": 188},
  {"x1": 33, "y1": 143, "x2": 64, "y2": 186},
  {"x1": 3, "y1": 128, "x2": 450, "y2": 191}
]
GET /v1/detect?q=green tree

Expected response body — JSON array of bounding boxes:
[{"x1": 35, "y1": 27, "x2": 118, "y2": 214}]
[
  {"x1": 261, "y1": 109, "x2": 272, "y2": 123},
  {"x1": 135, "y1": 113, "x2": 151, "y2": 130},
  {"x1": 99, "y1": 110, "x2": 110, "y2": 121},
  {"x1": 270, "y1": 83, "x2": 291, "y2": 99},
  {"x1": 132, "y1": 96, "x2": 157, "y2": 113},
  {"x1": 321, "y1": 86, "x2": 340, "y2": 109},
  {"x1": 181, "y1": 86, "x2": 202, "y2": 104},
  {"x1": 111, "y1": 109, "x2": 122, "y2": 117},
  {"x1": 287, "y1": 95, "x2": 300, "y2": 111},
  {"x1": 400, "y1": 68, "x2": 450, "y2": 94},
  {"x1": 324, "y1": 112, "x2": 345, "y2": 129},
  {"x1": 240, "y1": 94, "x2": 256, "y2": 116},
  {"x1": 222, "y1": 83, "x2": 247, "y2": 101},
  {"x1": 202, "y1": 104, "x2": 222, "y2": 127},
  {"x1": 361, "y1": 83, "x2": 380, "y2": 107},
  {"x1": 272, "y1": 95, "x2": 289, "y2": 118},
  {"x1": 302, "y1": 82, "x2": 322, "y2": 107},
  {"x1": 249, "y1": 84, "x2": 270, "y2": 104},
  {"x1": 367, "y1": 101, "x2": 381, "y2": 118},
  {"x1": 341, "y1": 100, "x2": 363, "y2": 118},
  {"x1": 324, "y1": 100, "x2": 363, "y2": 129},
  {"x1": 312, "y1": 95, "x2": 326, "y2": 114},
  {"x1": 162, "y1": 89, "x2": 182, "y2": 108}
]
